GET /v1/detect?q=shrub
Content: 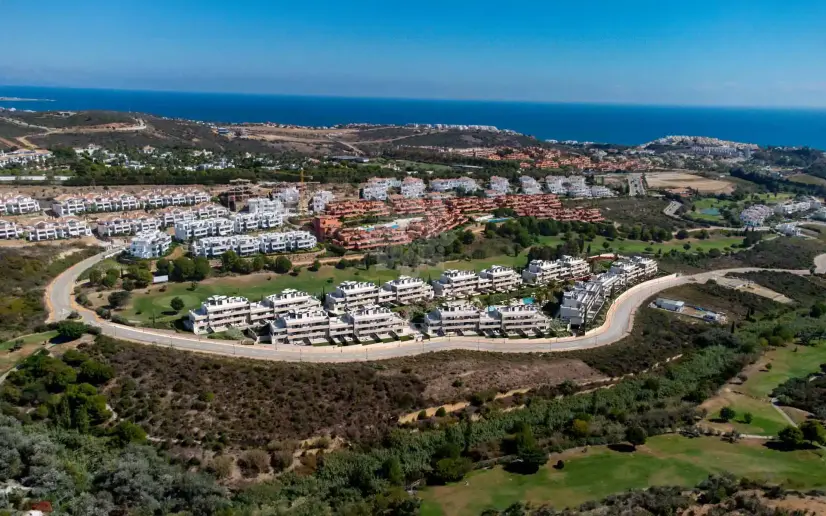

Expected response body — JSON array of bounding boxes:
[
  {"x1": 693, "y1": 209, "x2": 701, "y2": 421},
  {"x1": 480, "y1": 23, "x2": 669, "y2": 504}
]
[
  {"x1": 56, "y1": 320, "x2": 87, "y2": 341},
  {"x1": 239, "y1": 449, "x2": 271, "y2": 476},
  {"x1": 435, "y1": 407, "x2": 447, "y2": 417}
]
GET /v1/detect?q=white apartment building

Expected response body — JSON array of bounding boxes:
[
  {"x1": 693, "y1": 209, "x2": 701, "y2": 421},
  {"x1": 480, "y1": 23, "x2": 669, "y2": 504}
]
[
  {"x1": 191, "y1": 234, "x2": 261, "y2": 257},
  {"x1": 522, "y1": 256, "x2": 591, "y2": 285},
  {"x1": 96, "y1": 214, "x2": 161, "y2": 237},
  {"x1": 262, "y1": 289, "x2": 322, "y2": 317},
  {"x1": 400, "y1": 178, "x2": 426, "y2": 198},
  {"x1": 232, "y1": 211, "x2": 284, "y2": 233},
  {"x1": 559, "y1": 280, "x2": 607, "y2": 326},
  {"x1": 51, "y1": 195, "x2": 86, "y2": 216},
  {"x1": 559, "y1": 257, "x2": 657, "y2": 325},
  {"x1": 325, "y1": 281, "x2": 394, "y2": 313},
  {"x1": 345, "y1": 305, "x2": 406, "y2": 340},
  {"x1": 485, "y1": 304, "x2": 551, "y2": 334},
  {"x1": 311, "y1": 191, "x2": 334, "y2": 213},
  {"x1": 268, "y1": 309, "x2": 347, "y2": 344},
  {"x1": 188, "y1": 290, "x2": 322, "y2": 334},
  {"x1": 139, "y1": 189, "x2": 210, "y2": 208},
  {"x1": 432, "y1": 269, "x2": 484, "y2": 298},
  {"x1": 129, "y1": 230, "x2": 172, "y2": 259},
  {"x1": 274, "y1": 186, "x2": 300, "y2": 206},
  {"x1": 0, "y1": 219, "x2": 24, "y2": 239},
  {"x1": 380, "y1": 276, "x2": 435, "y2": 305},
  {"x1": 362, "y1": 182, "x2": 389, "y2": 201},
  {"x1": 26, "y1": 217, "x2": 92, "y2": 241},
  {"x1": 187, "y1": 295, "x2": 252, "y2": 334},
  {"x1": 157, "y1": 206, "x2": 197, "y2": 227},
  {"x1": 590, "y1": 185, "x2": 615, "y2": 198},
  {"x1": 519, "y1": 176, "x2": 543, "y2": 195},
  {"x1": 608, "y1": 256, "x2": 658, "y2": 283},
  {"x1": 430, "y1": 177, "x2": 479, "y2": 193},
  {"x1": 247, "y1": 197, "x2": 284, "y2": 214},
  {"x1": 489, "y1": 176, "x2": 511, "y2": 196},
  {"x1": 478, "y1": 265, "x2": 523, "y2": 292},
  {"x1": 196, "y1": 203, "x2": 230, "y2": 219},
  {"x1": 424, "y1": 302, "x2": 481, "y2": 334},
  {"x1": 425, "y1": 301, "x2": 550, "y2": 335},
  {"x1": 740, "y1": 204, "x2": 773, "y2": 227},
  {"x1": 174, "y1": 217, "x2": 234, "y2": 240},
  {"x1": 776, "y1": 222, "x2": 802, "y2": 237},
  {"x1": 258, "y1": 231, "x2": 317, "y2": 253},
  {"x1": 0, "y1": 193, "x2": 41, "y2": 216},
  {"x1": 774, "y1": 200, "x2": 818, "y2": 215}
]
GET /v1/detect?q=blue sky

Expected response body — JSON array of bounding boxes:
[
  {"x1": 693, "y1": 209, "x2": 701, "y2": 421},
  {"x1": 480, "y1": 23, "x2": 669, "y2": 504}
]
[{"x1": 2, "y1": 0, "x2": 825, "y2": 106}]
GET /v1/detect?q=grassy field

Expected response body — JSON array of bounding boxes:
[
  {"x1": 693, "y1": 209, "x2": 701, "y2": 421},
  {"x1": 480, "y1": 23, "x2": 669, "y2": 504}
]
[
  {"x1": 419, "y1": 435, "x2": 826, "y2": 516},
  {"x1": 708, "y1": 394, "x2": 789, "y2": 437},
  {"x1": 687, "y1": 194, "x2": 795, "y2": 223},
  {"x1": 741, "y1": 344, "x2": 826, "y2": 399},
  {"x1": 789, "y1": 174, "x2": 826, "y2": 187},
  {"x1": 0, "y1": 331, "x2": 59, "y2": 373}
]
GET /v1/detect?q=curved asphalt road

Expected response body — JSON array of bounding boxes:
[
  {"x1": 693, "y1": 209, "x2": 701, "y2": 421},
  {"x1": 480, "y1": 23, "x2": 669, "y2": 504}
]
[{"x1": 47, "y1": 249, "x2": 825, "y2": 363}]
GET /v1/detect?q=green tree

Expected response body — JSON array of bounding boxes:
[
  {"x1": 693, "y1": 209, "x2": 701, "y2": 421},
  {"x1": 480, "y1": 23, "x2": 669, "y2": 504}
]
[
  {"x1": 193, "y1": 256, "x2": 212, "y2": 280},
  {"x1": 743, "y1": 412, "x2": 754, "y2": 424},
  {"x1": 131, "y1": 268, "x2": 153, "y2": 288},
  {"x1": 107, "y1": 290, "x2": 131, "y2": 309},
  {"x1": 155, "y1": 257, "x2": 170, "y2": 275},
  {"x1": 676, "y1": 229, "x2": 689, "y2": 240},
  {"x1": 800, "y1": 420, "x2": 826, "y2": 445},
  {"x1": 88, "y1": 268, "x2": 103, "y2": 285},
  {"x1": 384, "y1": 457, "x2": 404, "y2": 486},
  {"x1": 431, "y1": 457, "x2": 472, "y2": 484},
  {"x1": 273, "y1": 256, "x2": 292, "y2": 274},
  {"x1": 309, "y1": 259, "x2": 321, "y2": 272},
  {"x1": 170, "y1": 296, "x2": 185, "y2": 313},
  {"x1": 111, "y1": 421, "x2": 147, "y2": 446},
  {"x1": 171, "y1": 257, "x2": 195, "y2": 281},
  {"x1": 78, "y1": 360, "x2": 115, "y2": 385},
  {"x1": 625, "y1": 425, "x2": 647, "y2": 450},
  {"x1": 719, "y1": 406, "x2": 736, "y2": 422},
  {"x1": 778, "y1": 425, "x2": 804, "y2": 448},
  {"x1": 56, "y1": 320, "x2": 87, "y2": 341}
]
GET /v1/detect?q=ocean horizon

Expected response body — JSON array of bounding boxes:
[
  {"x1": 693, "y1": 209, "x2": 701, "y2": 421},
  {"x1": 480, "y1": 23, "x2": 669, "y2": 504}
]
[{"x1": 2, "y1": 85, "x2": 826, "y2": 149}]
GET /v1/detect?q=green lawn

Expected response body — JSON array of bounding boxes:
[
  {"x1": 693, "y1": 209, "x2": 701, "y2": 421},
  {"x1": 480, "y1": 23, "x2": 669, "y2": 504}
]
[
  {"x1": 419, "y1": 435, "x2": 826, "y2": 516},
  {"x1": 0, "y1": 331, "x2": 59, "y2": 351},
  {"x1": 741, "y1": 343, "x2": 826, "y2": 399},
  {"x1": 711, "y1": 395, "x2": 789, "y2": 437}
]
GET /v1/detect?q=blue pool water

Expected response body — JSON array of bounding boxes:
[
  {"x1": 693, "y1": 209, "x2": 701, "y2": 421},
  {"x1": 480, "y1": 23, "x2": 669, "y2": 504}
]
[{"x1": 700, "y1": 208, "x2": 721, "y2": 216}]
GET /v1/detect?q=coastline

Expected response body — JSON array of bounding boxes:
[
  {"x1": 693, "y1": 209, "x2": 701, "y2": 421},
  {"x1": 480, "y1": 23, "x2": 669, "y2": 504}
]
[{"x1": 2, "y1": 85, "x2": 826, "y2": 148}]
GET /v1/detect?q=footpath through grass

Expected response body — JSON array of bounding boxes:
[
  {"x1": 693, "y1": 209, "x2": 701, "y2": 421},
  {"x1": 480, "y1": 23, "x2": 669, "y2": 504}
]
[{"x1": 419, "y1": 434, "x2": 826, "y2": 516}]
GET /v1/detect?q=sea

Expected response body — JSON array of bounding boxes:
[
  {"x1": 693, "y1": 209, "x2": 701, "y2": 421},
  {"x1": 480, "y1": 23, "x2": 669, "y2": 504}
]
[{"x1": 2, "y1": 85, "x2": 826, "y2": 149}]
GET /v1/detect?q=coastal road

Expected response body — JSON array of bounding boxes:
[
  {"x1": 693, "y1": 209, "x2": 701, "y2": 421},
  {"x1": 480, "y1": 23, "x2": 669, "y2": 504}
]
[
  {"x1": 628, "y1": 174, "x2": 646, "y2": 196},
  {"x1": 47, "y1": 250, "x2": 823, "y2": 363}
]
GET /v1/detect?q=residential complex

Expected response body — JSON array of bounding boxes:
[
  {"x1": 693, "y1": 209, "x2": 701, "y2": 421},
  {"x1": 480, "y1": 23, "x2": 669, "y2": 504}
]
[
  {"x1": 231, "y1": 211, "x2": 285, "y2": 233},
  {"x1": 190, "y1": 230, "x2": 317, "y2": 257},
  {"x1": 545, "y1": 176, "x2": 615, "y2": 198},
  {"x1": 522, "y1": 255, "x2": 591, "y2": 285},
  {"x1": 268, "y1": 305, "x2": 406, "y2": 345},
  {"x1": 488, "y1": 176, "x2": 510, "y2": 196},
  {"x1": 0, "y1": 219, "x2": 24, "y2": 239},
  {"x1": 739, "y1": 204, "x2": 773, "y2": 227},
  {"x1": 519, "y1": 176, "x2": 543, "y2": 195},
  {"x1": 559, "y1": 256, "x2": 658, "y2": 325},
  {"x1": 187, "y1": 291, "x2": 323, "y2": 335},
  {"x1": 430, "y1": 177, "x2": 478, "y2": 193},
  {"x1": 311, "y1": 190, "x2": 334, "y2": 213},
  {"x1": 26, "y1": 217, "x2": 93, "y2": 241},
  {"x1": 0, "y1": 192, "x2": 41, "y2": 216},
  {"x1": 325, "y1": 276, "x2": 435, "y2": 313},
  {"x1": 95, "y1": 213, "x2": 161, "y2": 237},
  {"x1": 774, "y1": 198, "x2": 821, "y2": 215},
  {"x1": 174, "y1": 218, "x2": 234, "y2": 240},
  {"x1": 128, "y1": 230, "x2": 172, "y2": 259},
  {"x1": 52, "y1": 188, "x2": 210, "y2": 216},
  {"x1": 247, "y1": 197, "x2": 284, "y2": 214},
  {"x1": 431, "y1": 266, "x2": 522, "y2": 298},
  {"x1": 424, "y1": 301, "x2": 551, "y2": 335},
  {"x1": 400, "y1": 177, "x2": 426, "y2": 198}
]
